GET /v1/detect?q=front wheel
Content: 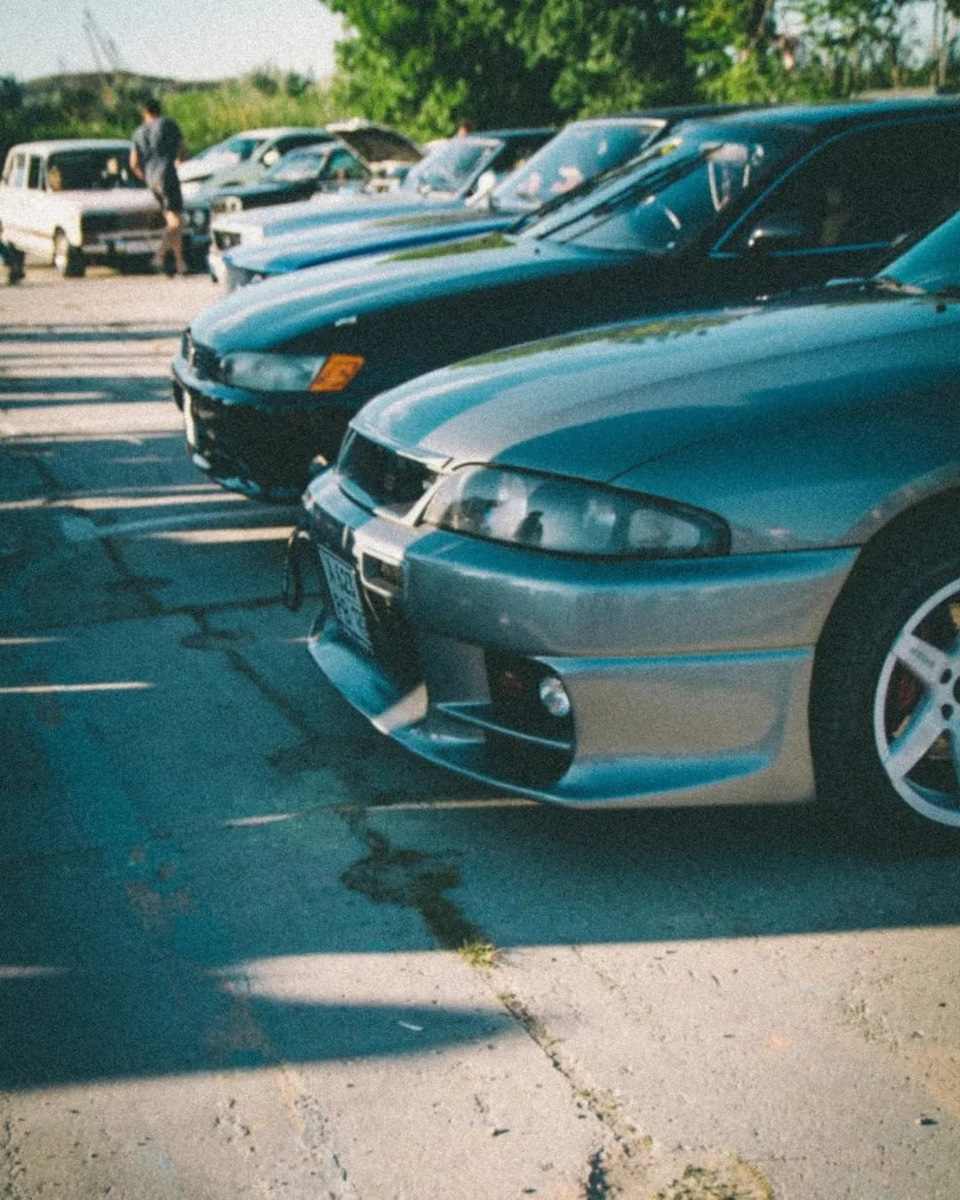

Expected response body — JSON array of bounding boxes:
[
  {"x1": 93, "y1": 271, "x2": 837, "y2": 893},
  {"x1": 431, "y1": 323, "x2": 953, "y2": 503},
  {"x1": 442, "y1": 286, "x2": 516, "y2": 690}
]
[
  {"x1": 812, "y1": 533, "x2": 960, "y2": 848},
  {"x1": 53, "y1": 230, "x2": 85, "y2": 277}
]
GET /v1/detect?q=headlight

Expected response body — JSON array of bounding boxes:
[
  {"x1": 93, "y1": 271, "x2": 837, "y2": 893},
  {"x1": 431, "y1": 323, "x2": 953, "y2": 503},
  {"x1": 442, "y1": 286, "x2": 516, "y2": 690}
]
[
  {"x1": 420, "y1": 466, "x2": 729, "y2": 559},
  {"x1": 219, "y1": 351, "x2": 364, "y2": 393}
]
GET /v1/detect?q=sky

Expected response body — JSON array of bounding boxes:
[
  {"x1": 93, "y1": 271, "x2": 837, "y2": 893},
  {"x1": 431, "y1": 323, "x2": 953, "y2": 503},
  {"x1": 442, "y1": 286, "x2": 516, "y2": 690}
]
[{"x1": 0, "y1": 0, "x2": 346, "y2": 83}]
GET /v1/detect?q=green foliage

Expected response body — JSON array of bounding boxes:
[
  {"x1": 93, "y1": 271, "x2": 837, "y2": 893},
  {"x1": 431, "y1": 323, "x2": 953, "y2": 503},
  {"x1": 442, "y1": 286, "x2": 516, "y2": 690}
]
[
  {"x1": 325, "y1": 0, "x2": 958, "y2": 134},
  {"x1": 163, "y1": 72, "x2": 346, "y2": 155},
  {"x1": 0, "y1": 69, "x2": 349, "y2": 163},
  {"x1": 2, "y1": 0, "x2": 956, "y2": 165}
]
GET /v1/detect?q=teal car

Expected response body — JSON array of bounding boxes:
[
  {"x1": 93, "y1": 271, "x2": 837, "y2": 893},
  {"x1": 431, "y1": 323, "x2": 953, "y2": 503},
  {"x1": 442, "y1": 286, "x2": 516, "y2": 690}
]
[{"x1": 296, "y1": 209, "x2": 960, "y2": 846}]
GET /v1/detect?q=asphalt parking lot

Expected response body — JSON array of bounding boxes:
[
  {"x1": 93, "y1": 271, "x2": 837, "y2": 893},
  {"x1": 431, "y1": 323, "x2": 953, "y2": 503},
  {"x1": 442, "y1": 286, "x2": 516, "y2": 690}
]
[{"x1": 1, "y1": 265, "x2": 959, "y2": 1200}]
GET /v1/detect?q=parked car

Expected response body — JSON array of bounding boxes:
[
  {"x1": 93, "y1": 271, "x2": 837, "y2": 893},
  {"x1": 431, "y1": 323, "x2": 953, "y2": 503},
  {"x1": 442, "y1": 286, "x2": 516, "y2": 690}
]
[
  {"x1": 295, "y1": 207, "x2": 960, "y2": 845},
  {"x1": 172, "y1": 99, "x2": 960, "y2": 499},
  {"x1": 0, "y1": 138, "x2": 164, "y2": 276},
  {"x1": 219, "y1": 107, "x2": 744, "y2": 292},
  {"x1": 205, "y1": 128, "x2": 555, "y2": 280},
  {"x1": 178, "y1": 126, "x2": 332, "y2": 196},
  {"x1": 181, "y1": 121, "x2": 424, "y2": 270}
]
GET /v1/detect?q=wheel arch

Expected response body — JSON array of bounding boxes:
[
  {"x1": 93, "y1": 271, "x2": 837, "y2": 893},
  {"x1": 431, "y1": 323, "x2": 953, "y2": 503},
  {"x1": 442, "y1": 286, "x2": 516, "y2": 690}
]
[
  {"x1": 808, "y1": 485, "x2": 960, "y2": 842},
  {"x1": 814, "y1": 486, "x2": 960, "y2": 669}
]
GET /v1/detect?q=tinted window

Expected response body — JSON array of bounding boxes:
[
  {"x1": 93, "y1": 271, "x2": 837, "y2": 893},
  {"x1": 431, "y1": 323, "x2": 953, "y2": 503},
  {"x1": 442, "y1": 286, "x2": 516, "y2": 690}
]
[
  {"x1": 401, "y1": 139, "x2": 499, "y2": 196},
  {"x1": 273, "y1": 134, "x2": 330, "y2": 157},
  {"x1": 536, "y1": 138, "x2": 783, "y2": 254},
  {"x1": 722, "y1": 118, "x2": 960, "y2": 253},
  {"x1": 495, "y1": 120, "x2": 664, "y2": 212},
  {"x1": 326, "y1": 148, "x2": 367, "y2": 180},
  {"x1": 46, "y1": 150, "x2": 142, "y2": 190}
]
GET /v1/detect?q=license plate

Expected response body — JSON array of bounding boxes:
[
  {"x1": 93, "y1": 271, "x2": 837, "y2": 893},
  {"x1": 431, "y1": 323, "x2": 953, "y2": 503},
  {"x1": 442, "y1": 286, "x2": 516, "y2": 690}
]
[
  {"x1": 318, "y1": 548, "x2": 373, "y2": 653},
  {"x1": 116, "y1": 238, "x2": 157, "y2": 254}
]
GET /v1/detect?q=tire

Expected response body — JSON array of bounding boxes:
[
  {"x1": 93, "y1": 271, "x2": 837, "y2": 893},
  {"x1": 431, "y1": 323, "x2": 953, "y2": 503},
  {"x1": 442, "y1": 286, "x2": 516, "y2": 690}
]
[
  {"x1": 53, "y1": 230, "x2": 85, "y2": 277},
  {"x1": 811, "y1": 526, "x2": 960, "y2": 849}
]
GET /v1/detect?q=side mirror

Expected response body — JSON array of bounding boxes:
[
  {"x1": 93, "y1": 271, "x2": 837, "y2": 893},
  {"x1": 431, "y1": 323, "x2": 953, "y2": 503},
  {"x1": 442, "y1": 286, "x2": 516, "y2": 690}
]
[{"x1": 261, "y1": 149, "x2": 281, "y2": 168}]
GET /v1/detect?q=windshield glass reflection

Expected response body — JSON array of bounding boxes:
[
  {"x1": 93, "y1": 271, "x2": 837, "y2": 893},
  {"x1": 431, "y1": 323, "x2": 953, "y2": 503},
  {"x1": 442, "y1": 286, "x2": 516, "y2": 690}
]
[{"x1": 524, "y1": 127, "x2": 798, "y2": 254}]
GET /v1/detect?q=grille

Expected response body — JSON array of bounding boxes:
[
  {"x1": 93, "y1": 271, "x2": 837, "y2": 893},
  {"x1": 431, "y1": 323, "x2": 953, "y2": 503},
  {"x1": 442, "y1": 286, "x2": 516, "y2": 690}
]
[
  {"x1": 214, "y1": 231, "x2": 243, "y2": 251},
  {"x1": 82, "y1": 211, "x2": 164, "y2": 235},
  {"x1": 339, "y1": 432, "x2": 437, "y2": 512}
]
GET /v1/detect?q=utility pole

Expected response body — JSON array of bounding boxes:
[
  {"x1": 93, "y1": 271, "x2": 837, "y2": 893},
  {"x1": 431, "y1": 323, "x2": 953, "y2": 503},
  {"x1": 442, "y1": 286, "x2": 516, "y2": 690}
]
[{"x1": 82, "y1": 7, "x2": 127, "y2": 103}]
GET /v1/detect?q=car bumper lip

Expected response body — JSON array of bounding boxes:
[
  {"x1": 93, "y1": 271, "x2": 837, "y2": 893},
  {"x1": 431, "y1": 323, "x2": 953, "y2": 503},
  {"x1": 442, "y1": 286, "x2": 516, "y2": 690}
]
[{"x1": 303, "y1": 472, "x2": 859, "y2": 809}]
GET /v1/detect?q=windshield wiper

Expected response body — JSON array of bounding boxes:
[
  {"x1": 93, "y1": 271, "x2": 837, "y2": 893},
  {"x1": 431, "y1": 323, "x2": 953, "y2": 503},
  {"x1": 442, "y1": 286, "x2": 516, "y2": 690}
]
[{"x1": 867, "y1": 275, "x2": 928, "y2": 296}]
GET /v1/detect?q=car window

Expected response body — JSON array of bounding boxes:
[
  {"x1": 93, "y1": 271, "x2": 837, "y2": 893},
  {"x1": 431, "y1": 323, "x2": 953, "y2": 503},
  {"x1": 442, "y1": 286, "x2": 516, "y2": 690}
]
[
  {"x1": 46, "y1": 150, "x2": 143, "y2": 190},
  {"x1": 273, "y1": 134, "x2": 329, "y2": 158},
  {"x1": 490, "y1": 134, "x2": 554, "y2": 177},
  {"x1": 720, "y1": 118, "x2": 960, "y2": 254},
  {"x1": 536, "y1": 137, "x2": 782, "y2": 254},
  {"x1": 6, "y1": 153, "x2": 27, "y2": 187},
  {"x1": 269, "y1": 152, "x2": 329, "y2": 183},
  {"x1": 326, "y1": 148, "x2": 368, "y2": 181},
  {"x1": 27, "y1": 155, "x2": 42, "y2": 189},
  {"x1": 400, "y1": 139, "x2": 500, "y2": 196},
  {"x1": 495, "y1": 121, "x2": 664, "y2": 212},
  {"x1": 222, "y1": 137, "x2": 265, "y2": 162}
]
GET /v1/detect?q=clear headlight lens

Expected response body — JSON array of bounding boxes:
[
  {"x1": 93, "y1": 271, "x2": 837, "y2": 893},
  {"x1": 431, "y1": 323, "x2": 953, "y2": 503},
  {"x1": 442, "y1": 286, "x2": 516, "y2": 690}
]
[
  {"x1": 420, "y1": 466, "x2": 729, "y2": 559},
  {"x1": 219, "y1": 351, "x2": 364, "y2": 393}
]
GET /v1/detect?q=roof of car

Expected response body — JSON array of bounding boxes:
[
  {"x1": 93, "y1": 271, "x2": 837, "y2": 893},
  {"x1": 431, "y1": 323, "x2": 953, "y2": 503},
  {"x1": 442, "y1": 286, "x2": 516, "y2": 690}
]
[
  {"x1": 5, "y1": 138, "x2": 132, "y2": 155},
  {"x1": 692, "y1": 96, "x2": 960, "y2": 135},
  {"x1": 229, "y1": 127, "x2": 332, "y2": 140}
]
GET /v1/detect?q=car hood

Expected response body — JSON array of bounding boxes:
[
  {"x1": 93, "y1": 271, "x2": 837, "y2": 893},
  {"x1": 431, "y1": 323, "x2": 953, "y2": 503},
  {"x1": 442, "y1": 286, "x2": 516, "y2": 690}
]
[
  {"x1": 190, "y1": 234, "x2": 614, "y2": 350},
  {"x1": 213, "y1": 181, "x2": 302, "y2": 205},
  {"x1": 227, "y1": 207, "x2": 515, "y2": 275},
  {"x1": 220, "y1": 191, "x2": 441, "y2": 239},
  {"x1": 352, "y1": 292, "x2": 959, "y2": 484},
  {"x1": 61, "y1": 187, "x2": 160, "y2": 211},
  {"x1": 333, "y1": 126, "x2": 422, "y2": 167}
]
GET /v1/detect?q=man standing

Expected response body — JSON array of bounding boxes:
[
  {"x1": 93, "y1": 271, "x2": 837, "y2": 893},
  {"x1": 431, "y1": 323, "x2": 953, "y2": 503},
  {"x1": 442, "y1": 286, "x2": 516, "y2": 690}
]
[{"x1": 130, "y1": 96, "x2": 188, "y2": 276}]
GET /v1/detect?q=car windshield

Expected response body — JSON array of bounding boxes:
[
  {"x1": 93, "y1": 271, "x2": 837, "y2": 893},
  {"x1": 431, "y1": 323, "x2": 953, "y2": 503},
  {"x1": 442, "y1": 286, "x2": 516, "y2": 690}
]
[
  {"x1": 211, "y1": 136, "x2": 265, "y2": 164},
  {"x1": 399, "y1": 138, "x2": 498, "y2": 197},
  {"x1": 524, "y1": 124, "x2": 800, "y2": 254},
  {"x1": 47, "y1": 150, "x2": 144, "y2": 190},
  {"x1": 877, "y1": 209, "x2": 960, "y2": 295},
  {"x1": 493, "y1": 119, "x2": 665, "y2": 213},
  {"x1": 267, "y1": 151, "x2": 329, "y2": 183}
]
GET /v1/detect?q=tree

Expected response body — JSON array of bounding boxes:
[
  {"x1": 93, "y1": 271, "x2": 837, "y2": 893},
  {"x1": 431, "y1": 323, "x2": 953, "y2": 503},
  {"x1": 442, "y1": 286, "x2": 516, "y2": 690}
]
[{"x1": 325, "y1": 0, "x2": 695, "y2": 137}]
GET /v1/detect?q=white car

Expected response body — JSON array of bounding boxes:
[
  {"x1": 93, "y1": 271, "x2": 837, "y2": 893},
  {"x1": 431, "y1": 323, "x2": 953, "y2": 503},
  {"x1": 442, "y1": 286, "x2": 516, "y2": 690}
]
[{"x1": 0, "y1": 139, "x2": 164, "y2": 276}]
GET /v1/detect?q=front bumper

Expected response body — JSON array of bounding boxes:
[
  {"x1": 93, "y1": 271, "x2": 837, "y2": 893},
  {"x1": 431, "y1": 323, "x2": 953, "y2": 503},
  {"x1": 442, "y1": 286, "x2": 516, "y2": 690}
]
[
  {"x1": 302, "y1": 468, "x2": 859, "y2": 809},
  {"x1": 171, "y1": 355, "x2": 355, "y2": 500}
]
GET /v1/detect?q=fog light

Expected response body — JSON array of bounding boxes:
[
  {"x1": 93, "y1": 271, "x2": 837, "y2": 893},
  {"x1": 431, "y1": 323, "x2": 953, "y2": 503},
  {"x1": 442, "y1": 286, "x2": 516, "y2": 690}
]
[{"x1": 538, "y1": 675, "x2": 571, "y2": 719}]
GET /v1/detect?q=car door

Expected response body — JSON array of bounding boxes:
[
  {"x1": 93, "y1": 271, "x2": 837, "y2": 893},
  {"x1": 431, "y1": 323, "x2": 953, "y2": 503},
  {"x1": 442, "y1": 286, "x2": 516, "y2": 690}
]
[
  {"x1": 0, "y1": 151, "x2": 28, "y2": 246},
  {"x1": 713, "y1": 115, "x2": 960, "y2": 294}
]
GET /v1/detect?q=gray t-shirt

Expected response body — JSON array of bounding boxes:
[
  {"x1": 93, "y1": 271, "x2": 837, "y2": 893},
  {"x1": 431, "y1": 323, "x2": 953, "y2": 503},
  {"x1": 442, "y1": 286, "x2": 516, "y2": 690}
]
[{"x1": 133, "y1": 115, "x2": 183, "y2": 189}]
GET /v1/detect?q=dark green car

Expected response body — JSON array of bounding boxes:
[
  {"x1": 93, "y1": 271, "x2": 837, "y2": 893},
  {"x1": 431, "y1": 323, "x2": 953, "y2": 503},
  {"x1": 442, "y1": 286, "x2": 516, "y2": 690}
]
[{"x1": 173, "y1": 99, "x2": 960, "y2": 499}]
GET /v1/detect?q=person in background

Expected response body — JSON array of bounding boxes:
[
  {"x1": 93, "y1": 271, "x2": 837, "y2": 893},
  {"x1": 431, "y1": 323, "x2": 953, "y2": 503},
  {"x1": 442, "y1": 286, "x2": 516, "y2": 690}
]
[
  {"x1": 0, "y1": 234, "x2": 25, "y2": 284},
  {"x1": 130, "y1": 95, "x2": 188, "y2": 276}
]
